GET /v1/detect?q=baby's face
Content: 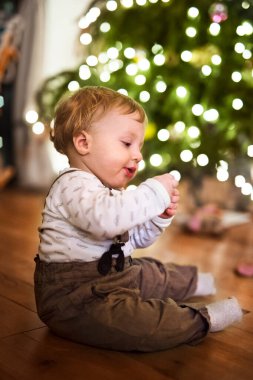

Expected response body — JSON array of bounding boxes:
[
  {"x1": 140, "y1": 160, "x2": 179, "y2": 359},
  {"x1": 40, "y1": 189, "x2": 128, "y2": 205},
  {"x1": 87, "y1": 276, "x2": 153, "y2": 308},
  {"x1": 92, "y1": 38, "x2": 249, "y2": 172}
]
[{"x1": 84, "y1": 109, "x2": 145, "y2": 189}]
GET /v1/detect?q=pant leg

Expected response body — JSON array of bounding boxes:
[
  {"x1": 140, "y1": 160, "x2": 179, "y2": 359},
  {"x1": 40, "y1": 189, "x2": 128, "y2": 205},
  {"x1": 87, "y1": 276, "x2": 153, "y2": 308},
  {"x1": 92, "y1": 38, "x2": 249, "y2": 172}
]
[
  {"x1": 133, "y1": 257, "x2": 198, "y2": 301},
  {"x1": 34, "y1": 257, "x2": 210, "y2": 352}
]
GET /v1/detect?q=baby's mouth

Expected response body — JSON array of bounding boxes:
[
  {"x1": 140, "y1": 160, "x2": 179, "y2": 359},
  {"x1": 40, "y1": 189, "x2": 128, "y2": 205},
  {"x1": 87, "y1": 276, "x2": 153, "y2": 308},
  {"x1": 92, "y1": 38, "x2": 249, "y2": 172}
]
[{"x1": 124, "y1": 167, "x2": 136, "y2": 177}]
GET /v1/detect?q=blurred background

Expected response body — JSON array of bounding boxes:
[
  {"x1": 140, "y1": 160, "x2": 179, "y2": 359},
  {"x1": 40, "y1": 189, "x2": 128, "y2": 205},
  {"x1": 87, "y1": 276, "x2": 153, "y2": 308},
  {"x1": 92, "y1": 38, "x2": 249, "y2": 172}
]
[{"x1": 0, "y1": 0, "x2": 253, "y2": 232}]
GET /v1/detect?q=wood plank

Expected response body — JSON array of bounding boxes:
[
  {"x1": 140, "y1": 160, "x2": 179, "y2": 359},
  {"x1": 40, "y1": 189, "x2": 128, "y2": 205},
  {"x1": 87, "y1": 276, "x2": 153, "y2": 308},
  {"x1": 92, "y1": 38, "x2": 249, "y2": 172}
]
[
  {"x1": 0, "y1": 331, "x2": 173, "y2": 380},
  {"x1": 0, "y1": 295, "x2": 44, "y2": 338}
]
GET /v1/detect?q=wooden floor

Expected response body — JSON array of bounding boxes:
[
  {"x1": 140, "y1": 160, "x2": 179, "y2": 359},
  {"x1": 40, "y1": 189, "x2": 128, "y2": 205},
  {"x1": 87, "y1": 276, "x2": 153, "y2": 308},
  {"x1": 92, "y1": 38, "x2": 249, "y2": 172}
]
[{"x1": 0, "y1": 186, "x2": 253, "y2": 380}]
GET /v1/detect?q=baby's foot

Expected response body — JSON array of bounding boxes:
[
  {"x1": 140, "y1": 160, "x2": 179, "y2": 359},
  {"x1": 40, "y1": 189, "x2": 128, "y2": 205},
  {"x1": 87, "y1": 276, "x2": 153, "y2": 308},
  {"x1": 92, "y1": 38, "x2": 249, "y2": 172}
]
[
  {"x1": 207, "y1": 297, "x2": 243, "y2": 332},
  {"x1": 193, "y1": 272, "x2": 216, "y2": 297}
]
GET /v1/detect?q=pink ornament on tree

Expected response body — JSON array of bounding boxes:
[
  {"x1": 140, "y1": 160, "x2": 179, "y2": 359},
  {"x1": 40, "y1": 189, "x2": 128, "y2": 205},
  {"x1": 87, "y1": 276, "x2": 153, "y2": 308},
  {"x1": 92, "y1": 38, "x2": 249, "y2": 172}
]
[{"x1": 209, "y1": 2, "x2": 228, "y2": 23}]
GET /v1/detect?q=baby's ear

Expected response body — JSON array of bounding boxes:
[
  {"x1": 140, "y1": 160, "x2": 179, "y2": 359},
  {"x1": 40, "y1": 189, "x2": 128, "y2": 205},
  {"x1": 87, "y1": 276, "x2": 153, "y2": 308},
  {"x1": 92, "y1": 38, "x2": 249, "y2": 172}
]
[{"x1": 73, "y1": 131, "x2": 92, "y2": 155}]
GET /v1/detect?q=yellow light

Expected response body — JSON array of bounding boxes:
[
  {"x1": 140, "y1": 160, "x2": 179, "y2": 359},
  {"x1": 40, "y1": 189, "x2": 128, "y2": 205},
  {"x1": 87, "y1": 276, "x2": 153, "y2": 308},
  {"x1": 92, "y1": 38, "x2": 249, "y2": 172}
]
[
  {"x1": 100, "y1": 71, "x2": 111, "y2": 82},
  {"x1": 186, "y1": 27, "x2": 197, "y2": 38},
  {"x1": 234, "y1": 42, "x2": 245, "y2": 53},
  {"x1": 80, "y1": 33, "x2": 92, "y2": 45},
  {"x1": 181, "y1": 50, "x2": 192, "y2": 62},
  {"x1": 117, "y1": 88, "x2": 128, "y2": 96},
  {"x1": 176, "y1": 86, "x2": 187, "y2": 98},
  {"x1": 174, "y1": 121, "x2": 185, "y2": 133},
  {"x1": 138, "y1": 159, "x2": 146, "y2": 171},
  {"x1": 156, "y1": 81, "x2": 167, "y2": 93},
  {"x1": 79, "y1": 65, "x2": 91, "y2": 80},
  {"x1": 139, "y1": 91, "x2": 150, "y2": 102},
  {"x1": 241, "y1": 182, "x2": 252, "y2": 195},
  {"x1": 124, "y1": 47, "x2": 136, "y2": 59},
  {"x1": 188, "y1": 7, "x2": 199, "y2": 18},
  {"x1": 126, "y1": 63, "x2": 138, "y2": 76},
  {"x1": 153, "y1": 54, "x2": 166, "y2": 66},
  {"x1": 242, "y1": 50, "x2": 252, "y2": 59},
  {"x1": 180, "y1": 150, "x2": 193, "y2": 162},
  {"x1": 157, "y1": 129, "x2": 170, "y2": 141},
  {"x1": 25, "y1": 110, "x2": 38, "y2": 124},
  {"x1": 235, "y1": 175, "x2": 245, "y2": 187},
  {"x1": 150, "y1": 154, "x2": 163, "y2": 167},
  {"x1": 192, "y1": 104, "x2": 204, "y2": 116},
  {"x1": 138, "y1": 58, "x2": 150, "y2": 71},
  {"x1": 32, "y1": 121, "x2": 44, "y2": 135},
  {"x1": 247, "y1": 145, "x2": 253, "y2": 157},
  {"x1": 106, "y1": 1, "x2": 117, "y2": 11},
  {"x1": 211, "y1": 54, "x2": 222, "y2": 65},
  {"x1": 136, "y1": 0, "x2": 147, "y2": 5},
  {"x1": 209, "y1": 23, "x2": 220, "y2": 36},
  {"x1": 231, "y1": 71, "x2": 242, "y2": 82},
  {"x1": 135, "y1": 74, "x2": 146, "y2": 85},
  {"x1": 107, "y1": 47, "x2": 119, "y2": 59},
  {"x1": 68, "y1": 81, "x2": 80, "y2": 91},
  {"x1": 100, "y1": 22, "x2": 111, "y2": 33},
  {"x1": 169, "y1": 170, "x2": 181, "y2": 181},
  {"x1": 232, "y1": 98, "x2": 243, "y2": 110},
  {"x1": 188, "y1": 126, "x2": 200, "y2": 138},
  {"x1": 203, "y1": 109, "x2": 219, "y2": 122},
  {"x1": 197, "y1": 154, "x2": 209, "y2": 166},
  {"x1": 86, "y1": 55, "x2": 98, "y2": 66},
  {"x1": 121, "y1": 0, "x2": 134, "y2": 8},
  {"x1": 201, "y1": 65, "x2": 212, "y2": 76}
]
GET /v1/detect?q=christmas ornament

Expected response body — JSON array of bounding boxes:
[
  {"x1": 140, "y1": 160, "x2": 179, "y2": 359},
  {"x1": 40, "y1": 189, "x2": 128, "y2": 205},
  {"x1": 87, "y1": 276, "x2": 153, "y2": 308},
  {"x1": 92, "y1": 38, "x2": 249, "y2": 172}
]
[{"x1": 209, "y1": 2, "x2": 228, "y2": 23}]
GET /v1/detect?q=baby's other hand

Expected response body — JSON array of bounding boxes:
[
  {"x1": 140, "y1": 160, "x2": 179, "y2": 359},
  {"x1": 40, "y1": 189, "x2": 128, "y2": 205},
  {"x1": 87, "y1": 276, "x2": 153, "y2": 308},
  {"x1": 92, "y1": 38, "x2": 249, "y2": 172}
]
[
  {"x1": 154, "y1": 173, "x2": 178, "y2": 196},
  {"x1": 159, "y1": 188, "x2": 180, "y2": 219}
]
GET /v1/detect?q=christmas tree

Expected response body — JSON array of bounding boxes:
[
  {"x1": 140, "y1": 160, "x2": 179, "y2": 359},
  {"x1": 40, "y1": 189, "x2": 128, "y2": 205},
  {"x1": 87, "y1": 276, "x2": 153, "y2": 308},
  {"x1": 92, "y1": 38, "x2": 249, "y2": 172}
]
[{"x1": 36, "y1": 0, "x2": 253, "y2": 191}]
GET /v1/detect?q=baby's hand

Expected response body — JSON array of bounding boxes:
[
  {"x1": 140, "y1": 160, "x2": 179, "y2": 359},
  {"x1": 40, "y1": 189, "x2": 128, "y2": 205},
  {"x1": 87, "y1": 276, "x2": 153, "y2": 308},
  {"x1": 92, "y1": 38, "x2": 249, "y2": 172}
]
[
  {"x1": 159, "y1": 188, "x2": 180, "y2": 218},
  {"x1": 154, "y1": 173, "x2": 178, "y2": 196}
]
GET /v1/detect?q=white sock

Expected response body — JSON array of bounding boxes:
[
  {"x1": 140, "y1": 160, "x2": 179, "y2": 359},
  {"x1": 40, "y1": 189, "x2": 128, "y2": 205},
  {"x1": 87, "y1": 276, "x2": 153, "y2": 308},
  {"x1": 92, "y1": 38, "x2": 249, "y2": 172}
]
[
  {"x1": 193, "y1": 272, "x2": 216, "y2": 297},
  {"x1": 207, "y1": 297, "x2": 243, "y2": 332}
]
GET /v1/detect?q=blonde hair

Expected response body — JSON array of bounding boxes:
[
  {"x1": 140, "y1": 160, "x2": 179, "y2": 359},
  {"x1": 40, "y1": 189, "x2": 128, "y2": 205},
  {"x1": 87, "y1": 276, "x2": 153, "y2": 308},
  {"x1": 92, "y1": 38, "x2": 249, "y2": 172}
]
[{"x1": 51, "y1": 86, "x2": 147, "y2": 155}]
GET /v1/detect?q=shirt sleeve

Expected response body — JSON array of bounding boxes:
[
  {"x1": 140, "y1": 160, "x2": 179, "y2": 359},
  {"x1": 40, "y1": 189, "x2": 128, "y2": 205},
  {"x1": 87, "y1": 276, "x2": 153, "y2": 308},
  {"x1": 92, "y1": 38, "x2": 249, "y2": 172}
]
[
  {"x1": 130, "y1": 215, "x2": 173, "y2": 249},
  {"x1": 49, "y1": 175, "x2": 171, "y2": 240}
]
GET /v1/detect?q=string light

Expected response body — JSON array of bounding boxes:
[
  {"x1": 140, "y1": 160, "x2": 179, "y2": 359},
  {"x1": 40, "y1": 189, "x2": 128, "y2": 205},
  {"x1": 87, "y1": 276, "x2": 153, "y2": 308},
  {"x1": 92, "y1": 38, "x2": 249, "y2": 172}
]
[
  {"x1": 201, "y1": 65, "x2": 212, "y2": 76},
  {"x1": 100, "y1": 22, "x2": 111, "y2": 33},
  {"x1": 79, "y1": 65, "x2": 91, "y2": 80},
  {"x1": 124, "y1": 47, "x2": 136, "y2": 59},
  {"x1": 138, "y1": 159, "x2": 146, "y2": 171},
  {"x1": 68, "y1": 81, "x2": 80, "y2": 91},
  {"x1": 197, "y1": 154, "x2": 209, "y2": 166},
  {"x1": 157, "y1": 129, "x2": 170, "y2": 141},
  {"x1": 232, "y1": 98, "x2": 243, "y2": 110},
  {"x1": 247, "y1": 145, "x2": 253, "y2": 157},
  {"x1": 186, "y1": 27, "x2": 197, "y2": 37},
  {"x1": 135, "y1": 74, "x2": 146, "y2": 85},
  {"x1": 106, "y1": 1, "x2": 118, "y2": 11},
  {"x1": 209, "y1": 23, "x2": 221, "y2": 36},
  {"x1": 25, "y1": 110, "x2": 38, "y2": 124},
  {"x1": 180, "y1": 149, "x2": 193, "y2": 162},
  {"x1": 32, "y1": 122, "x2": 45, "y2": 135},
  {"x1": 153, "y1": 54, "x2": 166, "y2": 66},
  {"x1": 80, "y1": 33, "x2": 92, "y2": 45},
  {"x1": 176, "y1": 86, "x2": 187, "y2": 98},
  {"x1": 150, "y1": 153, "x2": 163, "y2": 167},
  {"x1": 188, "y1": 126, "x2": 200, "y2": 138},
  {"x1": 139, "y1": 90, "x2": 150, "y2": 102},
  {"x1": 181, "y1": 50, "x2": 192, "y2": 62},
  {"x1": 156, "y1": 81, "x2": 167, "y2": 92},
  {"x1": 203, "y1": 109, "x2": 219, "y2": 122},
  {"x1": 169, "y1": 170, "x2": 181, "y2": 181},
  {"x1": 187, "y1": 7, "x2": 199, "y2": 19},
  {"x1": 231, "y1": 71, "x2": 242, "y2": 82},
  {"x1": 192, "y1": 104, "x2": 204, "y2": 116}
]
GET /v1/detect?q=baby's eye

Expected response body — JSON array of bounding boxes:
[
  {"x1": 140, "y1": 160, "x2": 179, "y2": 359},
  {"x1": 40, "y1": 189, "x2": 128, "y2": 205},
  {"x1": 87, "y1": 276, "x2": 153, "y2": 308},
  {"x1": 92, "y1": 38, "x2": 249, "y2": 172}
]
[{"x1": 122, "y1": 141, "x2": 131, "y2": 147}]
